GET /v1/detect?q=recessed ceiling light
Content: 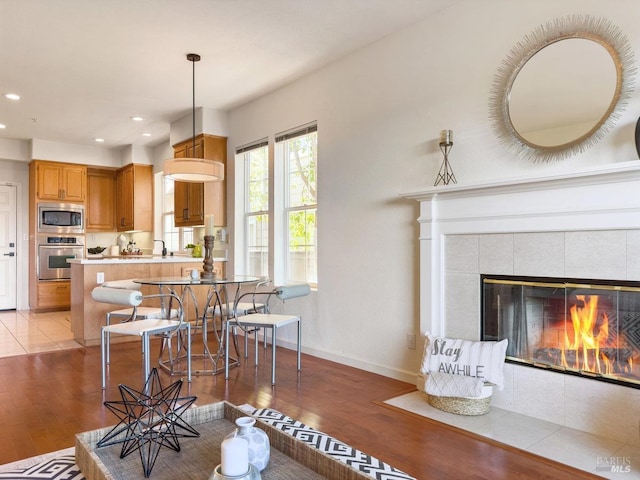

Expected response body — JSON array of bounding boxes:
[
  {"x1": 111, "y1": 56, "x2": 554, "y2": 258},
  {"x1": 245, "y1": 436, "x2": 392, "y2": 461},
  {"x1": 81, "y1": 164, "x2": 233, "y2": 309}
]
[
  {"x1": 142, "y1": 132, "x2": 152, "y2": 137},
  {"x1": 0, "y1": 124, "x2": 6, "y2": 129},
  {"x1": 94, "y1": 138, "x2": 105, "y2": 143},
  {"x1": 130, "y1": 116, "x2": 144, "y2": 121},
  {"x1": 4, "y1": 93, "x2": 20, "y2": 100}
]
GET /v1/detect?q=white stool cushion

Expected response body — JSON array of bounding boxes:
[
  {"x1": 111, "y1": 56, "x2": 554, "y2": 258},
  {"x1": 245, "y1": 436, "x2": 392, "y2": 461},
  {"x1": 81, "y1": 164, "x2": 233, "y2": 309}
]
[
  {"x1": 109, "y1": 307, "x2": 179, "y2": 319},
  {"x1": 208, "y1": 302, "x2": 265, "y2": 316},
  {"x1": 103, "y1": 319, "x2": 182, "y2": 336},
  {"x1": 236, "y1": 313, "x2": 300, "y2": 328}
]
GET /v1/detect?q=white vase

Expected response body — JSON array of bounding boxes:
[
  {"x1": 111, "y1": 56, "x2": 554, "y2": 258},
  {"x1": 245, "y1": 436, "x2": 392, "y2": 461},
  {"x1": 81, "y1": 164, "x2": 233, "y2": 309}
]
[{"x1": 230, "y1": 416, "x2": 270, "y2": 472}]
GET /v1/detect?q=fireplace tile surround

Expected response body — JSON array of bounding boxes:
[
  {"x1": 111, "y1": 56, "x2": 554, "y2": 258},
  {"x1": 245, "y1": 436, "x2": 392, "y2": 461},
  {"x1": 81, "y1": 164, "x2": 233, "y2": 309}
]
[{"x1": 402, "y1": 161, "x2": 640, "y2": 447}]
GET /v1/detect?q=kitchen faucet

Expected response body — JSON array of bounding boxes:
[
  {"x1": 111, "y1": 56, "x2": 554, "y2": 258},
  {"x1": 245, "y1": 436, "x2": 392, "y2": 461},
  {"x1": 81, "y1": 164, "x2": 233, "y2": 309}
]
[{"x1": 154, "y1": 239, "x2": 167, "y2": 257}]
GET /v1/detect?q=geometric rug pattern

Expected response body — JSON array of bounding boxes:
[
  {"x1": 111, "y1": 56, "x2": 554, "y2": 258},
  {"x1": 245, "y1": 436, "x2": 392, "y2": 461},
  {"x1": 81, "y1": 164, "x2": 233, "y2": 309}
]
[
  {"x1": 0, "y1": 454, "x2": 83, "y2": 480},
  {"x1": 249, "y1": 407, "x2": 415, "y2": 480}
]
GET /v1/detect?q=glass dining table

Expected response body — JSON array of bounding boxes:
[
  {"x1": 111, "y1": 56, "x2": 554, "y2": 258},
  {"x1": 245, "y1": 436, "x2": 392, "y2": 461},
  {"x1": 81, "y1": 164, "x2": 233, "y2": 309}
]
[{"x1": 134, "y1": 275, "x2": 261, "y2": 376}]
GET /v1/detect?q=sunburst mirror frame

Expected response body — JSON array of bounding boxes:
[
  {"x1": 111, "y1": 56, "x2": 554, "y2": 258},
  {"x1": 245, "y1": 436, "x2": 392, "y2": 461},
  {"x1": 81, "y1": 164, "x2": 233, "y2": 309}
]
[{"x1": 489, "y1": 15, "x2": 636, "y2": 163}]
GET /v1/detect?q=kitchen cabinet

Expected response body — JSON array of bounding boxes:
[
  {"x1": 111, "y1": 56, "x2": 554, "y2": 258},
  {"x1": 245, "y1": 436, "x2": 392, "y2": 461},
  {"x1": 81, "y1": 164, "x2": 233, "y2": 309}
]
[
  {"x1": 86, "y1": 168, "x2": 116, "y2": 231},
  {"x1": 115, "y1": 163, "x2": 153, "y2": 232},
  {"x1": 36, "y1": 281, "x2": 71, "y2": 309},
  {"x1": 172, "y1": 134, "x2": 227, "y2": 226},
  {"x1": 32, "y1": 160, "x2": 86, "y2": 202},
  {"x1": 173, "y1": 172, "x2": 204, "y2": 227}
]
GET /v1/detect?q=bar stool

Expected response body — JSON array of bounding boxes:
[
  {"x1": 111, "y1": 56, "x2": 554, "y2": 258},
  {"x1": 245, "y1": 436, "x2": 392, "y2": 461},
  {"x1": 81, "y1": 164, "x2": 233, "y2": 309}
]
[
  {"x1": 224, "y1": 284, "x2": 310, "y2": 384},
  {"x1": 91, "y1": 286, "x2": 191, "y2": 388},
  {"x1": 101, "y1": 279, "x2": 178, "y2": 363}
]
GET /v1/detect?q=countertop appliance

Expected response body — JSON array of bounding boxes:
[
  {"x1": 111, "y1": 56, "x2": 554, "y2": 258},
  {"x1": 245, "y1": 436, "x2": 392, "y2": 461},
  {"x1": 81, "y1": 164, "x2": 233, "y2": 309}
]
[
  {"x1": 37, "y1": 235, "x2": 84, "y2": 280},
  {"x1": 37, "y1": 202, "x2": 84, "y2": 234}
]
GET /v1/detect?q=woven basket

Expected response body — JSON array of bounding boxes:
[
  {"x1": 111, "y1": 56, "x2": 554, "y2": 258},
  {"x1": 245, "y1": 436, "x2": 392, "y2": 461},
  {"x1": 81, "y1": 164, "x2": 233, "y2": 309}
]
[{"x1": 427, "y1": 393, "x2": 492, "y2": 416}]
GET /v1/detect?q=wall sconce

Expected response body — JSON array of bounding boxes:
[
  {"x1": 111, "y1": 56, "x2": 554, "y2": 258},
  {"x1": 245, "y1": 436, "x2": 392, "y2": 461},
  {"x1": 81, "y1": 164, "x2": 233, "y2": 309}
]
[{"x1": 434, "y1": 129, "x2": 457, "y2": 186}]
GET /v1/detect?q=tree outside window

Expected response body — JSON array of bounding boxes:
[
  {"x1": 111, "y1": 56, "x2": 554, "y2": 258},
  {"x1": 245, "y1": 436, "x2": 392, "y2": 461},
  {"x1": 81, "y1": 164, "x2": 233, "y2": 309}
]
[{"x1": 283, "y1": 130, "x2": 317, "y2": 285}]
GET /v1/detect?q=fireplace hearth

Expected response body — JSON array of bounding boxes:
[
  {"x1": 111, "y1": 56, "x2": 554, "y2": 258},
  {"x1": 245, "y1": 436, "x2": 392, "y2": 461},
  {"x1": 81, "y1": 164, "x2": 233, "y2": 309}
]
[{"x1": 482, "y1": 275, "x2": 640, "y2": 389}]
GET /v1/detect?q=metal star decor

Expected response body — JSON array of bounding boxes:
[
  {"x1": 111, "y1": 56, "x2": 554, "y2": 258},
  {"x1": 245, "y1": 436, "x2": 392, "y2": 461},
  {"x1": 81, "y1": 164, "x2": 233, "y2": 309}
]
[{"x1": 97, "y1": 368, "x2": 198, "y2": 477}]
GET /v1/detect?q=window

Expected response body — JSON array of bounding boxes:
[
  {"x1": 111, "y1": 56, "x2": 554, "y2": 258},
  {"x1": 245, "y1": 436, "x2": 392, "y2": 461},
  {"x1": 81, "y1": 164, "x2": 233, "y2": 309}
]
[
  {"x1": 277, "y1": 124, "x2": 317, "y2": 286},
  {"x1": 241, "y1": 141, "x2": 269, "y2": 277},
  {"x1": 162, "y1": 176, "x2": 193, "y2": 252},
  {"x1": 237, "y1": 123, "x2": 317, "y2": 287}
]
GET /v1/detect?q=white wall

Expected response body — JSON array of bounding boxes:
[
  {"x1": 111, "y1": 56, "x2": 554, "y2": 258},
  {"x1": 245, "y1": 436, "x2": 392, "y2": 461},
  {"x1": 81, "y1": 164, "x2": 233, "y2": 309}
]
[{"x1": 227, "y1": 0, "x2": 640, "y2": 381}]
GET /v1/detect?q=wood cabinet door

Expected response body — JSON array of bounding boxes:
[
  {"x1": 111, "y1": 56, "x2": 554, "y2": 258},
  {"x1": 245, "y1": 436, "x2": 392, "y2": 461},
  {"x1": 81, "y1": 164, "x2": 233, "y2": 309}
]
[
  {"x1": 36, "y1": 163, "x2": 63, "y2": 200},
  {"x1": 115, "y1": 166, "x2": 134, "y2": 231},
  {"x1": 61, "y1": 165, "x2": 86, "y2": 202},
  {"x1": 174, "y1": 182, "x2": 204, "y2": 227},
  {"x1": 86, "y1": 169, "x2": 115, "y2": 231}
]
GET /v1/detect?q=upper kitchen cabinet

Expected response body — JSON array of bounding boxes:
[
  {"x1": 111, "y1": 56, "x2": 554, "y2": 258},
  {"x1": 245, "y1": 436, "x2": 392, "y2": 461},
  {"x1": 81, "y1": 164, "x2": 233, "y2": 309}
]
[
  {"x1": 172, "y1": 134, "x2": 227, "y2": 227},
  {"x1": 86, "y1": 168, "x2": 116, "y2": 232},
  {"x1": 32, "y1": 160, "x2": 87, "y2": 203},
  {"x1": 115, "y1": 163, "x2": 153, "y2": 232}
]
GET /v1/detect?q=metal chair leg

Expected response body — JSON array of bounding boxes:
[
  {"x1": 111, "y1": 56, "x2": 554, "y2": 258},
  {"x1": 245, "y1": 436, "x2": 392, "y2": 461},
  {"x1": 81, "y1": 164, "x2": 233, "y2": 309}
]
[
  {"x1": 297, "y1": 317, "x2": 302, "y2": 372},
  {"x1": 101, "y1": 329, "x2": 108, "y2": 389},
  {"x1": 271, "y1": 327, "x2": 277, "y2": 385}
]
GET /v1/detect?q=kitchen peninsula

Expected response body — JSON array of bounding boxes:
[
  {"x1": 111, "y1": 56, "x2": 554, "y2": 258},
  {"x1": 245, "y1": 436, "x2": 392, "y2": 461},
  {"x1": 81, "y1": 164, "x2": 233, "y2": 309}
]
[{"x1": 69, "y1": 256, "x2": 225, "y2": 346}]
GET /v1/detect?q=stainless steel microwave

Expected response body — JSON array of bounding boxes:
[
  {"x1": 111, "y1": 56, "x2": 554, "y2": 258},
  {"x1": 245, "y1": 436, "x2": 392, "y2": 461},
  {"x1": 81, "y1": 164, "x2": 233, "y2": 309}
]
[{"x1": 37, "y1": 202, "x2": 85, "y2": 234}]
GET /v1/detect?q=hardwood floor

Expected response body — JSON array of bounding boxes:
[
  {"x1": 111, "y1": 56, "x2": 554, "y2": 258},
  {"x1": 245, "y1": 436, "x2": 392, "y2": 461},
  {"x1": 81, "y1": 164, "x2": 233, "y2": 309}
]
[{"x1": 0, "y1": 337, "x2": 601, "y2": 479}]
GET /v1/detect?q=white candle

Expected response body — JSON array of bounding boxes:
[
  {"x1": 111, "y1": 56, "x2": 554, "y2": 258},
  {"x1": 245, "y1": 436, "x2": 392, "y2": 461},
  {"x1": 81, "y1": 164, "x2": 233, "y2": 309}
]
[
  {"x1": 440, "y1": 129, "x2": 453, "y2": 144},
  {"x1": 205, "y1": 214, "x2": 215, "y2": 236},
  {"x1": 220, "y1": 436, "x2": 249, "y2": 476}
]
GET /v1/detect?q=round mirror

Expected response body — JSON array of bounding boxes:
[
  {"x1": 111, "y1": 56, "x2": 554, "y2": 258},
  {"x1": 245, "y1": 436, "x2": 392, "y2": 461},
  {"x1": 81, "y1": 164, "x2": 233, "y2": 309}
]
[{"x1": 489, "y1": 15, "x2": 635, "y2": 162}]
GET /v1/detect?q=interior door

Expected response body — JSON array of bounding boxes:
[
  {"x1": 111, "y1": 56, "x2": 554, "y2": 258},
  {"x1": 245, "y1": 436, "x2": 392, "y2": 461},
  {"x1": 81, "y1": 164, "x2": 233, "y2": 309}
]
[{"x1": 0, "y1": 184, "x2": 17, "y2": 310}]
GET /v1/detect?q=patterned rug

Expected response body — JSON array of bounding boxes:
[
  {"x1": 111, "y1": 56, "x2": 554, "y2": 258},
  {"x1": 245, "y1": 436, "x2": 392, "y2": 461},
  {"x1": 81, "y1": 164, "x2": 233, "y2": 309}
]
[{"x1": 0, "y1": 406, "x2": 414, "y2": 480}]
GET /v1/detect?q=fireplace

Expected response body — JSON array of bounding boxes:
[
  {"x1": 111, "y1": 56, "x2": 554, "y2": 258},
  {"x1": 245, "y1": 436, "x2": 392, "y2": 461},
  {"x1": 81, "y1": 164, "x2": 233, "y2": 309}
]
[
  {"x1": 482, "y1": 275, "x2": 640, "y2": 389},
  {"x1": 401, "y1": 162, "x2": 640, "y2": 445}
]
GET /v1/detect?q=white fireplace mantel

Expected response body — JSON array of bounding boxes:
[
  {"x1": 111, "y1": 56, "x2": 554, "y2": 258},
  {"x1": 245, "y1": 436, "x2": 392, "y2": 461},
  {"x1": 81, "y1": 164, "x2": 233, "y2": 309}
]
[{"x1": 401, "y1": 160, "x2": 640, "y2": 336}]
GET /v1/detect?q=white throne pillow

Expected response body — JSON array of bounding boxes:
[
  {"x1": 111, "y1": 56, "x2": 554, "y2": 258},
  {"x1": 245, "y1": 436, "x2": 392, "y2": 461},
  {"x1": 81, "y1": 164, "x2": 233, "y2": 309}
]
[{"x1": 420, "y1": 332, "x2": 508, "y2": 390}]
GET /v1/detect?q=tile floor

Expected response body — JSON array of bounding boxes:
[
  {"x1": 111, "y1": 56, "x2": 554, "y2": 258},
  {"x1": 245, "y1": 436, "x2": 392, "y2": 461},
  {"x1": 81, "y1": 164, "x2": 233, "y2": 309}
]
[
  {"x1": 385, "y1": 391, "x2": 640, "y2": 479},
  {"x1": 0, "y1": 309, "x2": 82, "y2": 358}
]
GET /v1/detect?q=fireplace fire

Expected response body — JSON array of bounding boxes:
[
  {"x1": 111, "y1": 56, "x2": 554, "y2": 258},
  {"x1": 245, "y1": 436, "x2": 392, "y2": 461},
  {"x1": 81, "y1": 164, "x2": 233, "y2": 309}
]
[{"x1": 481, "y1": 275, "x2": 640, "y2": 388}]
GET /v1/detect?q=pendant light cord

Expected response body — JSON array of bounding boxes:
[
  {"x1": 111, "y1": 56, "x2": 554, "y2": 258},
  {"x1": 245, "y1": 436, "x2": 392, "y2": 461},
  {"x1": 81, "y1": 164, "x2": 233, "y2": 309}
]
[
  {"x1": 192, "y1": 55, "x2": 195, "y2": 154},
  {"x1": 186, "y1": 53, "x2": 201, "y2": 154}
]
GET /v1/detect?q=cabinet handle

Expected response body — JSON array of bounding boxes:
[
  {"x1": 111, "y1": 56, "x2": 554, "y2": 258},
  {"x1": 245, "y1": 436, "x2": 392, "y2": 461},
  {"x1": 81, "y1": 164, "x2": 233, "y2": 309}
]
[{"x1": 183, "y1": 208, "x2": 189, "y2": 220}]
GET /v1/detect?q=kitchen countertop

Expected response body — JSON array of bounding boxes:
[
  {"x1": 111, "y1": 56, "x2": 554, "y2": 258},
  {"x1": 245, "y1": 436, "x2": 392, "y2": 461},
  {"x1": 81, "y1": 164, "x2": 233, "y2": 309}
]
[{"x1": 68, "y1": 255, "x2": 227, "y2": 265}]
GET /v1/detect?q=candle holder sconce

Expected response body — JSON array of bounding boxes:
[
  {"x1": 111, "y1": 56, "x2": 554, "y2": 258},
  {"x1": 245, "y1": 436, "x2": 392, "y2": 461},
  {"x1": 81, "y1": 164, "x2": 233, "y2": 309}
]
[
  {"x1": 434, "y1": 129, "x2": 457, "y2": 186},
  {"x1": 201, "y1": 235, "x2": 215, "y2": 279}
]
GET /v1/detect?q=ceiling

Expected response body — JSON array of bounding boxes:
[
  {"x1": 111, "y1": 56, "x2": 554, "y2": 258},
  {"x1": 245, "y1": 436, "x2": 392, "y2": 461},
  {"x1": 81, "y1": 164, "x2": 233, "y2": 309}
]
[{"x1": 0, "y1": 0, "x2": 450, "y2": 150}]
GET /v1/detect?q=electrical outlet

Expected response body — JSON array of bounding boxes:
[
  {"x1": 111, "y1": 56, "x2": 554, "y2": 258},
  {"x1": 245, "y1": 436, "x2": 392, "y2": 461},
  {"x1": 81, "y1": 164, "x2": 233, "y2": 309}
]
[
  {"x1": 97, "y1": 272, "x2": 104, "y2": 284},
  {"x1": 407, "y1": 333, "x2": 416, "y2": 350}
]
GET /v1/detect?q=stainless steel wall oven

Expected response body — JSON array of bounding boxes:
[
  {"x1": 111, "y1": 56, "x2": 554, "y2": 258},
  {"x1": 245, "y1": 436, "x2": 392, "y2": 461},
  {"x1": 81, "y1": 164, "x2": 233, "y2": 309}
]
[{"x1": 37, "y1": 235, "x2": 84, "y2": 280}]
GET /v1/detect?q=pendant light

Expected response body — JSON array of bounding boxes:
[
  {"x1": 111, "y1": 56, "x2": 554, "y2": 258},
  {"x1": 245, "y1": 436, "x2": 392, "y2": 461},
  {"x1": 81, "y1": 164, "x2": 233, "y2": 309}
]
[{"x1": 163, "y1": 53, "x2": 224, "y2": 182}]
